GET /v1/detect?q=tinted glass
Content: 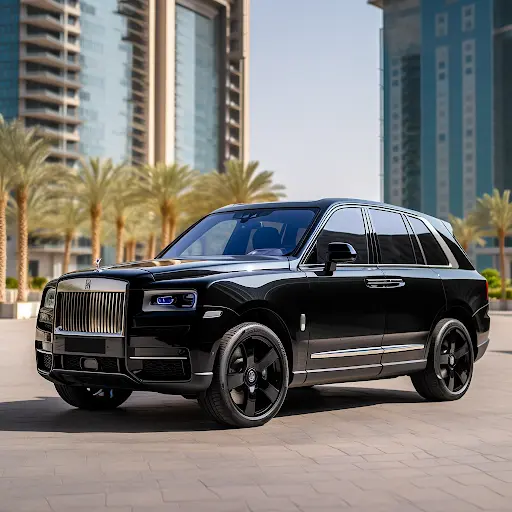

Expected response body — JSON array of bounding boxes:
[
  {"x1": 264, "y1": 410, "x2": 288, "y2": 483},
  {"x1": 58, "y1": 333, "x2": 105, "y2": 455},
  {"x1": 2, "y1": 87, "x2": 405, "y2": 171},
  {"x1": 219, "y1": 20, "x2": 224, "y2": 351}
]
[
  {"x1": 307, "y1": 208, "x2": 368, "y2": 264},
  {"x1": 370, "y1": 209, "x2": 415, "y2": 265},
  {"x1": 408, "y1": 217, "x2": 449, "y2": 266},
  {"x1": 162, "y1": 209, "x2": 317, "y2": 258}
]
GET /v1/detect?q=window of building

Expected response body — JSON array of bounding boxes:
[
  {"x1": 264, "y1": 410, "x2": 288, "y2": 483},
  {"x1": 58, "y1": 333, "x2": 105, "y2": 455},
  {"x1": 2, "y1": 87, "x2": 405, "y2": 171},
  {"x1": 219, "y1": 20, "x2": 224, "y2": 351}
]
[
  {"x1": 439, "y1": 133, "x2": 447, "y2": 142},
  {"x1": 462, "y1": 4, "x2": 475, "y2": 31},
  {"x1": 369, "y1": 209, "x2": 415, "y2": 265},
  {"x1": 306, "y1": 208, "x2": 368, "y2": 265},
  {"x1": 465, "y1": 67, "x2": 473, "y2": 75},
  {"x1": 408, "y1": 217, "x2": 448, "y2": 266},
  {"x1": 436, "y1": 13, "x2": 448, "y2": 37},
  {"x1": 438, "y1": 72, "x2": 446, "y2": 80}
]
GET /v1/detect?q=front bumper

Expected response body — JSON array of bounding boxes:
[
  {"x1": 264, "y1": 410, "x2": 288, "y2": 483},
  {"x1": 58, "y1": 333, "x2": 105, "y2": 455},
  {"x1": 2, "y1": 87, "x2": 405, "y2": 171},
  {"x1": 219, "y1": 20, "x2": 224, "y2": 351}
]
[{"x1": 34, "y1": 307, "x2": 238, "y2": 394}]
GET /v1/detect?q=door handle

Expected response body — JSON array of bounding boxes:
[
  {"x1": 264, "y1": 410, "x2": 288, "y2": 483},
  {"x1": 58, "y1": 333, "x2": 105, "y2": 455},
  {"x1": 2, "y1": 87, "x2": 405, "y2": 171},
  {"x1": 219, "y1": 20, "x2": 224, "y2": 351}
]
[{"x1": 365, "y1": 278, "x2": 405, "y2": 289}]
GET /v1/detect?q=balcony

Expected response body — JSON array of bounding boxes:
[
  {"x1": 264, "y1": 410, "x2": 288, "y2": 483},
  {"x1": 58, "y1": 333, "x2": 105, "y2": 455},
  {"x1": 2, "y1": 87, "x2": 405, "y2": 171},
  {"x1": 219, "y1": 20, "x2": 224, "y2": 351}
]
[
  {"x1": 22, "y1": 0, "x2": 66, "y2": 13},
  {"x1": 21, "y1": 32, "x2": 65, "y2": 50},
  {"x1": 226, "y1": 116, "x2": 240, "y2": 128},
  {"x1": 226, "y1": 136, "x2": 240, "y2": 147},
  {"x1": 227, "y1": 81, "x2": 240, "y2": 93},
  {"x1": 21, "y1": 13, "x2": 63, "y2": 31},
  {"x1": 29, "y1": 239, "x2": 91, "y2": 255},
  {"x1": 37, "y1": 125, "x2": 79, "y2": 142},
  {"x1": 228, "y1": 101, "x2": 240, "y2": 111},
  {"x1": 21, "y1": 87, "x2": 63, "y2": 104},
  {"x1": 21, "y1": 50, "x2": 80, "y2": 71},
  {"x1": 20, "y1": 107, "x2": 81, "y2": 125},
  {"x1": 50, "y1": 144, "x2": 80, "y2": 159},
  {"x1": 20, "y1": 69, "x2": 80, "y2": 88}
]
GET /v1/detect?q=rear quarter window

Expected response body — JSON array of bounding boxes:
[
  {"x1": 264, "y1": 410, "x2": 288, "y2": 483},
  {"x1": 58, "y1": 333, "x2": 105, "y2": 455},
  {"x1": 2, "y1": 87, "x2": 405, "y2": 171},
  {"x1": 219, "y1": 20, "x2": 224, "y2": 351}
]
[{"x1": 408, "y1": 217, "x2": 449, "y2": 266}]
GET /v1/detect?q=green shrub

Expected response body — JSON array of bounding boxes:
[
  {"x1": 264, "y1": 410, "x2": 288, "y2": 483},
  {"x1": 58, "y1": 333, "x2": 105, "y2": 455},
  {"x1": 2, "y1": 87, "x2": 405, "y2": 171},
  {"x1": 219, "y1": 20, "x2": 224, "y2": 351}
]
[
  {"x1": 481, "y1": 268, "x2": 501, "y2": 289},
  {"x1": 30, "y1": 276, "x2": 48, "y2": 290},
  {"x1": 489, "y1": 287, "x2": 512, "y2": 300},
  {"x1": 5, "y1": 277, "x2": 18, "y2": 289}
]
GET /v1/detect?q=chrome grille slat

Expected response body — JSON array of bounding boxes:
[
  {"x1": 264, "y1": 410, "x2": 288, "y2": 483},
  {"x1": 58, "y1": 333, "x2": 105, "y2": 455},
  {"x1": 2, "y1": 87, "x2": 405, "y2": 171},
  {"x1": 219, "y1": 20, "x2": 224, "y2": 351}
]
[{"x1": 56, "y1": 290, "x2": 126, "y2": 336}]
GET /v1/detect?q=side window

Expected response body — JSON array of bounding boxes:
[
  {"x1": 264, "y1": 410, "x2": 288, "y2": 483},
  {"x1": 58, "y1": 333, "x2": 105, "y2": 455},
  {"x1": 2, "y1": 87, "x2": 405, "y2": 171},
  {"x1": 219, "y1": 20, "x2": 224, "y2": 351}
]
[
  {"x1": 369, "y1": 209, "x2": 416, "y2": 265},
  {"x1": 408, "y1": 217, "x2": 449, "y2": 266},
  {"x1": 306, "y1": 208, "x2": 368, "y2": 264}
]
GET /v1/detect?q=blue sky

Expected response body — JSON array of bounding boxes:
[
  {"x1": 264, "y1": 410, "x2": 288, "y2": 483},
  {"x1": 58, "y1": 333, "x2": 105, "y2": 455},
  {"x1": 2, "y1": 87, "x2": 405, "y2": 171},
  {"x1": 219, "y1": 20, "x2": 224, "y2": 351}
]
[{"x1": 250, "y1": 0, "x2": 382, "y2": 202}]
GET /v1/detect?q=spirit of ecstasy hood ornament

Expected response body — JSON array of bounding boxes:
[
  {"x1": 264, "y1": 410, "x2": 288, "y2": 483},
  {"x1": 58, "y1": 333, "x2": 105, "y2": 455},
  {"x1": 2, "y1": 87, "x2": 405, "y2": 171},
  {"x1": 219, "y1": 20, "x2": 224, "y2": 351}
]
[{"x1": 95, "y1": 258, "x2": 102, "y2": 271}]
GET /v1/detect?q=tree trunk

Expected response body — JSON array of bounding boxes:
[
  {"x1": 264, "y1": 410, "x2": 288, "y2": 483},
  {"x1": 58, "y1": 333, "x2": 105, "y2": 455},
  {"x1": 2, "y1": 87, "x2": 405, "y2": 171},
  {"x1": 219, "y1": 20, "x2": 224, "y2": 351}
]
[
  {"x1": 0, "y1": 193, "x2": 7, "y2": 303},
  {"x1": 169, "y1": 214, "x2": 177, "y2": 244},
  {"x1": 63, "y1": 231, "x2": 72, "y2": 275},
  {"x1": 499, "y1": 230, "x2": 507, "y2": 306},
  {"x1": 16, "y1": 187, "x2": 29, "y2": 302},
  {"x1": 125, "y1": 240, "x2": 136, "y2": 261},
  {"x1": 146, "y1": 232, "x2": 156, "y2": 260},
  {"x1": 160, "y1": 210, "x2": 170, "y2": 249},
  {"x1": 116, "y1": 216, "x2": 125, "y2": 263},
  {"x1": 91, "y1": 205, "x2": 101, "y2": 265}
]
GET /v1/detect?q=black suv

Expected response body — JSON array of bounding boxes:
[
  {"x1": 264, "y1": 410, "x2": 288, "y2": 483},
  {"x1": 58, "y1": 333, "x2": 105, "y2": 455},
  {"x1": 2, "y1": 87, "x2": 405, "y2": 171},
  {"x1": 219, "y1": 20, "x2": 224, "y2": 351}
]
[{"x1": 35, "y1": 199, "x2": 490, "y2": 428}]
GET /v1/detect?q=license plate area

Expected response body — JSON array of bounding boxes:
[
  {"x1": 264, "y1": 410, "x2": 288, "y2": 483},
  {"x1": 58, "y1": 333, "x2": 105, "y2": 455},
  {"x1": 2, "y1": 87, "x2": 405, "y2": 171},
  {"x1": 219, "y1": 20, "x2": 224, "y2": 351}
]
[
  {"x1": 52, "y1": 334, "x2": 124, "y2": 358},
  {"x1": 65, "y1": 337, "x2": 106, "y2": 354}
]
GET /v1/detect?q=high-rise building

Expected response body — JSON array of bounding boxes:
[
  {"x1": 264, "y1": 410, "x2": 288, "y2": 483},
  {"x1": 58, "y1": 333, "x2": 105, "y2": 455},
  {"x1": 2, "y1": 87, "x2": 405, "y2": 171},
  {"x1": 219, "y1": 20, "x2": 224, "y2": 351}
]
[
  {"x1": 371, "y1": 0, "x2": 512, "y2": 270},
  {"x1": 0, "y1": 0, "x2": 250, "y2": 278}
]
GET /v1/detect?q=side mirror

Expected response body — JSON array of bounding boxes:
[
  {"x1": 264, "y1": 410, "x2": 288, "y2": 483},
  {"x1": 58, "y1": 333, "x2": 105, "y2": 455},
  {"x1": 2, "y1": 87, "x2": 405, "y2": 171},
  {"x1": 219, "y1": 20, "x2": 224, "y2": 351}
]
[{"x1": 324, "y1": 242, "x2": 357, "y2": 274}]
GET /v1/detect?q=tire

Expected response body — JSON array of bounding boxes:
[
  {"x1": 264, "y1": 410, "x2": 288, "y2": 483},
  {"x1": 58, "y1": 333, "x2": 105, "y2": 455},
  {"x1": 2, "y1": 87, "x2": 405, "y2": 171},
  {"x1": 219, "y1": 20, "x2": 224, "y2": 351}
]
[
  {"x1": 54, "y1": 384, "x2": 132, "y2": 410},
  {"x1": 198, "y1": 322, "x2": 289, "y2": 428},
  {"x1": 411, "y1": 318, "x2": 474, "y2": 401}
]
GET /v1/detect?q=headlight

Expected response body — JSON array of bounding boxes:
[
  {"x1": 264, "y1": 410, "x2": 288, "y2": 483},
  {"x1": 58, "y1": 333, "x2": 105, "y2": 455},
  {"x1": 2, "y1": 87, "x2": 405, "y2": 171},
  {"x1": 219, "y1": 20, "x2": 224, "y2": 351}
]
[
  {"x1": 143, "y1": 290, "x2": 197, "y2": 312},
  {"x1": 44, "y1": 288, "x2": 56, "y2": 309}
]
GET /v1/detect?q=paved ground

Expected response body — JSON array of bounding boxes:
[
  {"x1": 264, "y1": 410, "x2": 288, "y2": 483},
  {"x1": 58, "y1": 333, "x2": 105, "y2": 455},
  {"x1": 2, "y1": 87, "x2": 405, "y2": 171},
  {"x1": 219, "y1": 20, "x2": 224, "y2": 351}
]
[{"x1": 0, "y1": 317, "x2": 512, "y2": 512}]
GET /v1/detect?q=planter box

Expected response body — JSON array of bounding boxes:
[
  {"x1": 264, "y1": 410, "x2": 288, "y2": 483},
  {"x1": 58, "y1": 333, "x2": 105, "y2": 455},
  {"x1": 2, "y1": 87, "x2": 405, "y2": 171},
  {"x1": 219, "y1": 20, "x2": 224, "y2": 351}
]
[
  {"x1": 489, "y1": 299, "x2": 512, "y2": 311},
  {"x1": 0, "y1": 302, "x2": 40, "y2": 319},
  {"x1": 4, "y1": 290, "x2": 43, "y2": 304}
]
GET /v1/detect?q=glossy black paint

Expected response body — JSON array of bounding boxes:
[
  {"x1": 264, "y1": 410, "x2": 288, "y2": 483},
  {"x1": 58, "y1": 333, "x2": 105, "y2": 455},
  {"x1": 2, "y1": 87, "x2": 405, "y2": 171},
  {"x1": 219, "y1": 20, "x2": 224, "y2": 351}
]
[{"x1": 35, "y1": 198, "x2": 490, "y2": 396}]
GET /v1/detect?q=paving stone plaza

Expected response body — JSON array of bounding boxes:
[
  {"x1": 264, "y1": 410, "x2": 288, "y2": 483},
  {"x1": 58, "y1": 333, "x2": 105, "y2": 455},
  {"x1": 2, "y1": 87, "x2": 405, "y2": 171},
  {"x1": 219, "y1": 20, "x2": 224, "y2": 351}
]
[{"x1": 0, "y1": 316, "x2": 511, "y2": 512}]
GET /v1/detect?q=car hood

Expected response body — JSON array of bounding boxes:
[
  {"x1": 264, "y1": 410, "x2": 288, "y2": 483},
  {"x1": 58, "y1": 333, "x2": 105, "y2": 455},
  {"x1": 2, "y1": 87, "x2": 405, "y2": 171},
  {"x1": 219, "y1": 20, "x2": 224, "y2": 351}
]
[{"x1": 60, "y1": 256, "x2": 291, "y2": 284}]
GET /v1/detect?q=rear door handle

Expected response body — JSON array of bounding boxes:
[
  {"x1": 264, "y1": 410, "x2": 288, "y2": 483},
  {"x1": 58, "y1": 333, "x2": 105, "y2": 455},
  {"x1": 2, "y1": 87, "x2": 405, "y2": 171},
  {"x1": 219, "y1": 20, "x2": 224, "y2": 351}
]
[{"x1": 365, "y1": 278, "x2": 405, "y2": 289}]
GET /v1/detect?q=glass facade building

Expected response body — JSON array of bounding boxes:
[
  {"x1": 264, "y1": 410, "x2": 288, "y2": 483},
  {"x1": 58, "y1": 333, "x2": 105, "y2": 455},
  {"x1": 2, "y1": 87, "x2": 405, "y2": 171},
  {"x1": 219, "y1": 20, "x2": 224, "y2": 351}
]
[
  {"x1": 375, "y1": 0, "x2": 512, "y2": 270},
  {"x1": 0, "y1": 0, "x2": 250, "y2": 279},
  {"x1": 175, "y1": 4, "x2": 220, "y2": 173},
  {"x1": 79, "y1": 0, "x2": 132, "y2": 163},
  {"x1": 0, "y1": 0, "x2": 20, "y2": 120}
]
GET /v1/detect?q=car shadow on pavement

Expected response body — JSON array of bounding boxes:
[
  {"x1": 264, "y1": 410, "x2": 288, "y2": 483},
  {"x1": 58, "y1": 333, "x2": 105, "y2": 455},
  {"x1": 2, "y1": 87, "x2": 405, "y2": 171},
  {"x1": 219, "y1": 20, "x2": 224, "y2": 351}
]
[
  {"x1": 0, "y1": 386, "x2": 423, "y2": 433},
  {"x1": 493, "y1": 350, "x2": 512, "y2": 355}
]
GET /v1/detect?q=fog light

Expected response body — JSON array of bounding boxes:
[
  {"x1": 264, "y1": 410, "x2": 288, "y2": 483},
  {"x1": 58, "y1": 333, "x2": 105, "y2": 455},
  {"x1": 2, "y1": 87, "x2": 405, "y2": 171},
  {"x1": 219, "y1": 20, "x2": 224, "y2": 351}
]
[{"x1": 81, "y1": 358, "x2": 99, "y2": 371}]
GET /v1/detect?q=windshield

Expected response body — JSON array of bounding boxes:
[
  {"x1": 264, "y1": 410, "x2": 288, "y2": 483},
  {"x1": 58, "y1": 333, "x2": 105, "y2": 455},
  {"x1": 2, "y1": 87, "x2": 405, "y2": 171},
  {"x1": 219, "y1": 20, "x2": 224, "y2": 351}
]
[{"x1": 161, "y1": 208, "x2": 318, "y2": 258}]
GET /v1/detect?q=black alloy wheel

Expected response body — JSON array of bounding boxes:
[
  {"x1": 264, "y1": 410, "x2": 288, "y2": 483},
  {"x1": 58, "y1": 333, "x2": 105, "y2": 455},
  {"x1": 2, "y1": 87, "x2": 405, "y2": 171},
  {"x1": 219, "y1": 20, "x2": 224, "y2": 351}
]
[
  {"x1": 438, "y1": 326, "x2": 472, "y2": 393},
  {"x1": 411, "y1": 318, "x2": 474, "y2": 401},
  {"x1": 54, "y1": 383, "x2": 132, "y2": 410},
  {"x1": 199, "y1": 322, "x2": 289, "y2": 428}
]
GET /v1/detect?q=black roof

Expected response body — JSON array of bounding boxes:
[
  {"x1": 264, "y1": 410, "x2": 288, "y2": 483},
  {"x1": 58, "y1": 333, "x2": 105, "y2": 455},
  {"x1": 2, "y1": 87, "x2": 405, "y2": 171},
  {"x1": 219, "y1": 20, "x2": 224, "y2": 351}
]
[{"x1": 215, "y1": 198, "x2": 435, "y2": 219}]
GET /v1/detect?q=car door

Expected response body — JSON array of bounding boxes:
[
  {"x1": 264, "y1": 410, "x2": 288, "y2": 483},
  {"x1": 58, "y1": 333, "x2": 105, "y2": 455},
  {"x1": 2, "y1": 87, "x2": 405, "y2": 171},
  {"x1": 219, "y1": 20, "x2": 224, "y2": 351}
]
[
  {"x1": 366, "y1": 208, "x2": 446, "y2": 375},
  {"x1": 301, "y1": 206, "x2": 386, "y2": 385}
]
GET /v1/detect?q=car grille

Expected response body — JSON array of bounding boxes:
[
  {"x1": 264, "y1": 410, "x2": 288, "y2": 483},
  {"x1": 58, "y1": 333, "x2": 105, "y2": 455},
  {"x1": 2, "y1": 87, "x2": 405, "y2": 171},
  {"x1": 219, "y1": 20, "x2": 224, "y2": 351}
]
[
  {"x1": 56, "y1": 291, "x2": 126, "y2": 335},
  {"x1": 136, "y1": 359, "x2": 191, "y2": 381}
]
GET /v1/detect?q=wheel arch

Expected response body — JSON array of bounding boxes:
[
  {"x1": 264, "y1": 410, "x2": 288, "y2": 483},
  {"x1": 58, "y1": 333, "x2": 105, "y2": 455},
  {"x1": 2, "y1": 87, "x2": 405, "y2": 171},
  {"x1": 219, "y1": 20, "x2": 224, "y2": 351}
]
[
  {"x1": 225, "y1": 302, "x2": 295, "y2": 379},
  {"x1": 431, "y1": 303, "x2": 478, "y2": 356}
]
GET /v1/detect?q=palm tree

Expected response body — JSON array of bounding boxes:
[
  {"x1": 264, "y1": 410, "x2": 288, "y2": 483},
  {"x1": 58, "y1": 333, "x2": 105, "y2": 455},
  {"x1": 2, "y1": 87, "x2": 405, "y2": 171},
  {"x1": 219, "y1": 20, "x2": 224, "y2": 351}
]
[
  {"x1": 75, "y1": 157, "x2": 127, "y2": 264},
  {"x1": 448, "y1": 214, "x2": 486, "y2": 253},
  {"x1": 132, "y1": 163, "x2": 197, "y2": 249},
  {"x1": 39, "y1": 200, "x2": 86, "y2": 274},
  {"x1": 106, "y1": 173, "x2": 138, "y2": 263},
  {"x1": 0, "y1": 116, "x2": 16, "y2": 303},
  {"x1": 194, "y1": 160, "x2": 285, "y2": 215},
  {"x1": 0, "y1": 118, "x2": 68, "y2": 301},
  {"x1": 475, "y1": 189, "x2": 512, "y2": 302}
]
